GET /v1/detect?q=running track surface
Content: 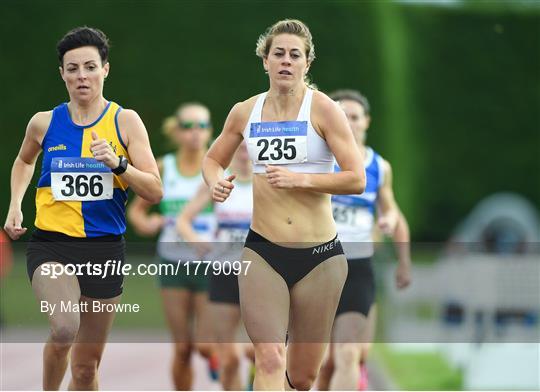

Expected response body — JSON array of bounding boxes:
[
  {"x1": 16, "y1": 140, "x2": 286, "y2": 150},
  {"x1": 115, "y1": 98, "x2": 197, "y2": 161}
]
[
  {"x1": 1, "y1": 335, "x2": 390, "y2": 390},
  {"x1": 1, "y1": 342, "x2": 232, "y2": 390}
]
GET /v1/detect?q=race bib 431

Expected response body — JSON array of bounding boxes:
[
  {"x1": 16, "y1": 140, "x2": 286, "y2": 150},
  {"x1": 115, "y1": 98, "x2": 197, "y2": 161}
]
[
  {"x1": 50, "y1": 157, "x2": 113, "y2": 201},
  {"x1": 248, "y1": 121, "x2": 307, "y2": 165}
]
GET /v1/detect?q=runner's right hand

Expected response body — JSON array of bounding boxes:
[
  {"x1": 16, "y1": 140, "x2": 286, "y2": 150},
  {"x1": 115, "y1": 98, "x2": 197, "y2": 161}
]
[
  {"x1": 138, "y1": 213, "x2": 164, "y2": 236},
  {"x1": 4, "y1": 208, "x2": 27, "y2": 240},
  {"x1": 192, "y1": 242, "x2": 213, "y2": 258},
  {"x1": 212, "y1": 174, "x2": 236, "y2": 203},
  {"x1": 395, "y1": 261, "x2": 411, "y2": 290}
]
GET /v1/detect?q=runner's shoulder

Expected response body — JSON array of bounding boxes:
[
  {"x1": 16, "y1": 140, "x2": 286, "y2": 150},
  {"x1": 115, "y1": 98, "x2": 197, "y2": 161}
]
[
  {"x1": 311, "y1": 90, "x2": 345, "y2": 135},
  {"x1": 226, "y1": 94, "x2": 261, "y2": 132},
  {"x1": 27, "y1": 110, "x2": 53, "y2": 141},
  {"x1": 232, "y1": 95, "x2": 260, "y2": 117},
  {"x1": 312, "y1": 90, "x2": 341, "y2": 113}
]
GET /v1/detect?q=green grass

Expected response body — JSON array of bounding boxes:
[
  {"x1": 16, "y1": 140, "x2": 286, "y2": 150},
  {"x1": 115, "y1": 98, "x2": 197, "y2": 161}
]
[
  {"x1": 0, "y1": 253, "x2": 167, "y2": 329},
  {"x1": 375, "y1": 344, "x2": 463, "y2": 391},
  {"x1": 107, "y1": 267, "x2": 167, "y2": 329},
  {"x1": 5, "y1": 244, "x2": 444, "y2": 329},
  {"x1": 1, "y1": 257, "x2": 44, "y2": 327}
]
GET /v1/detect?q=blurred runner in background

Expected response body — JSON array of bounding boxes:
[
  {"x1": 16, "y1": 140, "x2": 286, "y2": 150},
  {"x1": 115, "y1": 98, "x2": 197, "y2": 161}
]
[
  {"x1": 318, "y1": 89, "x2": 411, "y2": 390},
  {"x1": 178, "y1": 141, "x2": 254, "y2": 390},
  {"x1": 128, "y1": 103, "x2": 217, "y2": 390}
]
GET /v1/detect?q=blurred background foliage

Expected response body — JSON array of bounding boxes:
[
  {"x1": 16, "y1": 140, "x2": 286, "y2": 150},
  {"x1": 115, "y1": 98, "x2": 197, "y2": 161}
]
[{"x1": 1, "y1": 0, "x2": 538, "y2": 241}]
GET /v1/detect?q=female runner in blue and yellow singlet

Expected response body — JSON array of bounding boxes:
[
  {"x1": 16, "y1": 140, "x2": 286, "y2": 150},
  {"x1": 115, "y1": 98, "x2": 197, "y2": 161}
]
[{"x1": 3, "y1": 27, "x2": 162, "y2": 390}]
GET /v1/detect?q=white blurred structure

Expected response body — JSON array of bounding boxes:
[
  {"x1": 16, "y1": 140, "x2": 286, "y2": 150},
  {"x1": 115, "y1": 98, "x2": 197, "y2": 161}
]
[
  {"x1": 448, "y1": 192, "x2": 540, "y2": 255},
  {"x1": 381, "y1": 193, "x2": 540, "y2": 390}
]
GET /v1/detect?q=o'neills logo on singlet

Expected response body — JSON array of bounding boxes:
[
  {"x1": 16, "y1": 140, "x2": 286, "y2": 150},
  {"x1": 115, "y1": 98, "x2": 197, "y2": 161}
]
[
  {"x1": 47, "y1": 144, "x2": 67, "y2": 152},
  {"x1": 312, "y1": 237, "x2": 341, "y2": 255}
]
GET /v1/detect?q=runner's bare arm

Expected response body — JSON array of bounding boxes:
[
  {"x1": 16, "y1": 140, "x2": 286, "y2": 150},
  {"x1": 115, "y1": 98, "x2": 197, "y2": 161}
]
[
  {"x1": 376, "y1": 160, "x2": 400, "y2": 235},
  {"x1": 127, "y1": 158, "x2": 164, "y2": 236},
  {"x1": 269, "y1": 93, "x2": 365, "y2": 194},
  {"x1": 116, "y1": 109, "x2": 162, "y2": 204},
  {"x1": 204, "y1": 101, "x2": 250, "y2": 201},
  {"x1": 176, "y1": 183, "x2": 212, "y2": 242},
  {"x1": 4, "y1": 112, "x2": 50, "y2": 239}
]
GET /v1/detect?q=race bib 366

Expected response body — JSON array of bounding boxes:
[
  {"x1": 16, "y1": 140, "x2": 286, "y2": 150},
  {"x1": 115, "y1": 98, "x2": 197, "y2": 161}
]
[{"x1": 50, "y1": 157, "x2": 113, "y2": 201}]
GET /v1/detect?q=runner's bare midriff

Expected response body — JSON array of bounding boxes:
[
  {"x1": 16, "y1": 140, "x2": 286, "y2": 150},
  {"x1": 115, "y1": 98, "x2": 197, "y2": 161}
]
[{"x1": 250, "y1": 174, "x2": 336, "y2": 245}]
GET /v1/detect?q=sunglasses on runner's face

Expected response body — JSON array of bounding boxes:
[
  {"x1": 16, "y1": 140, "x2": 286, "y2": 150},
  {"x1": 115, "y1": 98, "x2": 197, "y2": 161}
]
[{"x1": 178, "y1": 120, "x2": 211, "y2": 130}]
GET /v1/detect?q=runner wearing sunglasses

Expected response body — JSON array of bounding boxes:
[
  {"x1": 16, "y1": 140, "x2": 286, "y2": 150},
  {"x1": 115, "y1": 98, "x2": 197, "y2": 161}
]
[{"x1": 128, "y1": 103, "x2": 218, "y2": 390}]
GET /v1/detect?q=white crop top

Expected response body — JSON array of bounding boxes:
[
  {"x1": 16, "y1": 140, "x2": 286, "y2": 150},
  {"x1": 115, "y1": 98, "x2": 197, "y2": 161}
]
[{"x1": 243, "y1": 88, "x2": 334, "y2": 174}]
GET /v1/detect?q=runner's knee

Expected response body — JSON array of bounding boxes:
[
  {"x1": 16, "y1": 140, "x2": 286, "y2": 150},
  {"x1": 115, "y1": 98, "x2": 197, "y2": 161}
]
[
  {"x1": 255, "y1": 343, "x2": 285, "y2": 375},
  {"x1": 71, "y1": 362, "x2": 98, "y2": 386},
  {"x1": 320, "y1": 355, "x2": 335, "y2": 373},
  {"x1": 222, "y1": 347, "x2": 241, "y2": 373},
  {"x1": 195, "y1": 342, "x2": 213, "y2": 359},
  {"x1": 174, "y1": 342, "x2": 192, "y2": 362},
  {"x1": 288, "y1": 369, "x2": 318, "y2": 391},
  {"x1": 50, "y1": 319, "x2": 79, "y2": 344},
  {"x1": 334, "y1": 343, "x2": 361, "y2": 367}
]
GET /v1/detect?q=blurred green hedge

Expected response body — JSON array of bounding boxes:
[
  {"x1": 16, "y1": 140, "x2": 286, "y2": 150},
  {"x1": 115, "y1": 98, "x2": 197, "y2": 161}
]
[{"x1": 1, "y1": 1, "x2": 538, "y2": 241}]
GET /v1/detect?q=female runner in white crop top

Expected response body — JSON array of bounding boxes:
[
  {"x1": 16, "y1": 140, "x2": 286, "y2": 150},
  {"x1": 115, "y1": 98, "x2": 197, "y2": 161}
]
[{"x1": 202, "y1": 19, "x2": 365, "y2": 390}]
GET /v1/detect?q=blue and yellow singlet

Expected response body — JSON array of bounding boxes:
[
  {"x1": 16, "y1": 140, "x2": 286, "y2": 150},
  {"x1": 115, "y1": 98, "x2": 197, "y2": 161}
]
[{"x1": 35, "y1": 101, "x2": 129, "y2": 238}]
